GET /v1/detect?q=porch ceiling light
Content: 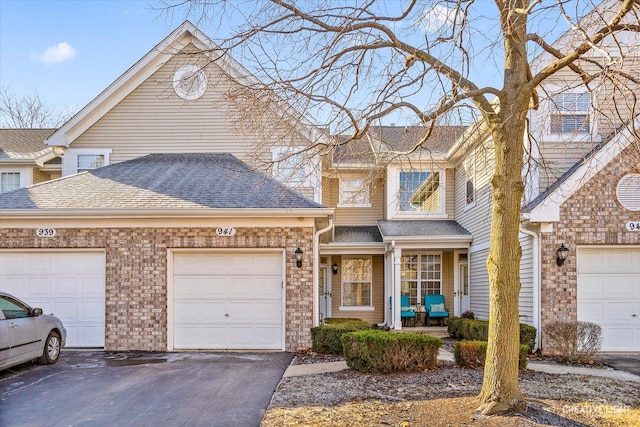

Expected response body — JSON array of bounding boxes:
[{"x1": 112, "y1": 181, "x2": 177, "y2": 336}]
[
  {"x1": 556, "y1": 244, "x2": 569, "y2": 267},
  {"x1": 295, "y1": 247, "x2": 303, "y2": 268},
  {"x1": 332, "y1": 263, "x2": 339, "y2": 275}
]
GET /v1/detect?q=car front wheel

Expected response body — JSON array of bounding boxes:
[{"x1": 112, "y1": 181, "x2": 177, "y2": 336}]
[{"x1": 39, "y1": 331, "x2": 61, "y2": 365}]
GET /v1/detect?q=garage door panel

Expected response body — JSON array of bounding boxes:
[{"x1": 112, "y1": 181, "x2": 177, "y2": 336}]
[
  {"x1": 172, "y1": 252, "x2": 284, "y2": 350},
  {"x1": 577, "y1": 247, "x2": 640, "y2": 351}
]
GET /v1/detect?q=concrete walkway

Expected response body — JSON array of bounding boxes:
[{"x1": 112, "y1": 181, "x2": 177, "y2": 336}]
[{"x1": 284, "y1": 348, "x2": 640, "y2": 383}]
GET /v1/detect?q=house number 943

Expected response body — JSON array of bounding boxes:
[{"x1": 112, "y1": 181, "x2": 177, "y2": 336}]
[{"x1": 36, "y1": 228, "x2": 57, "y2": 238}]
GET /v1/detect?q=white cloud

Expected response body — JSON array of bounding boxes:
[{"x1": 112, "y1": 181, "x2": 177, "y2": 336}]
[
  {"x1": 32, "y1": 42, "x2": 76, "y2": 64},
  {"x1": 418, "y1": 5, "x2": 456, "y2": 33}
]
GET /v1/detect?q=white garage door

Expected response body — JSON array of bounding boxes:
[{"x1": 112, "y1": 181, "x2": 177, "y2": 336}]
[
  {"x1": 172, "y1": 251, "x2": 284, "y2": 350},
  {"x1": 577, "y1": 247, "x2": 640, "y2": 351},
  {"x1": 0, "y1": 250, "x2": 106, "y2": 347}
]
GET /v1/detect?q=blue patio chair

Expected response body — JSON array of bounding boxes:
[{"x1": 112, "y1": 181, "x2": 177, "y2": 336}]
[
  {"x1": 400, "y1": 295, "x2": 416, "y2": 327},
  {"x1": 424, "y1": 294, "x2": 449, "y2": 326}
]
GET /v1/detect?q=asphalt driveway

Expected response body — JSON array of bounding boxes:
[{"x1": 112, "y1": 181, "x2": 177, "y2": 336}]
[{"x1": 0, "y1": 350, "x2": 292, "y2": 427}]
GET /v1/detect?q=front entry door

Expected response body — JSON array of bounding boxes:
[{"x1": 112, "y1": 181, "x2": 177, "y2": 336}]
[
  {"x1": 318, "y1": 267, "x2": 331, "y2": 322},
  {"x1": 459, "y1": 263, "x2": 470, "y2": 313}
]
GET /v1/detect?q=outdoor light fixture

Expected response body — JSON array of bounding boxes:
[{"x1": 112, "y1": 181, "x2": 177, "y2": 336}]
[
  {"x1": 295, "y1": 247, "x2": 303, "y2": 268},
  {"x1": 556, "y1": 244, "x2": 569, "y2": 267},
  {"x1": 332, "y1": 263, "x2": 339, "y2": 275}
]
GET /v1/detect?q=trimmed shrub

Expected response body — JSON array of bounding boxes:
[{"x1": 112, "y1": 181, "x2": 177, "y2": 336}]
[
  {"x1": 311, "y1": 321, "x2": 371, "y2": 354},
  {"x1": 545, "y1": 320, "x2": 602, "y2": 363},
  {"x1": 324, "y1": 318, "x2": 371, "y2": 329},
  {"x1": 454, "y1": 340, "x2": 529, "y2": 370},
  {"x1": 447, "y1": 318, "x2": 536, "y2": 352},
  {"x1": 341, "y1": 330, "x2": 442, "y2": 373}
]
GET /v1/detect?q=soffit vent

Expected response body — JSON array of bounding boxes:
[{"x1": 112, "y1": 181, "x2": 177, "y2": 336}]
[{"x1": 616, "y1": 173, "x2": 640, "y2": 211}]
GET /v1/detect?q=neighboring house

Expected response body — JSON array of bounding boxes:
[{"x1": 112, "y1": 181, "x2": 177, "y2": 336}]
[
  {"x1": 0, "y1": 21, "x2": 332, "y2": 352},
  {"x1": 0, "y1": 129, "x2": 60, "y2": 192}
]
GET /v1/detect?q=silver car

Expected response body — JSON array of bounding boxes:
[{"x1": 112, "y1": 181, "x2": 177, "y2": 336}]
[{"x1": 0, "y1": 292, "x2": 66, "y2": 371}]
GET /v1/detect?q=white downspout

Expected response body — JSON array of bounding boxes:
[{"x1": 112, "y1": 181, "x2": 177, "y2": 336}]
[
  {"x1": 520, "y1": 224, "x2": 541, "y2": 352},
  {"x1": 313, "y1": 218, "x2": 334, "y2": 326}
]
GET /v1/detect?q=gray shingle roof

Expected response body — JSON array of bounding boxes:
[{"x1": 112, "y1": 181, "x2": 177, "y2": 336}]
[
  {"x1": 334, "y1": 226, "x2": 383, "y2": 243},
  {"x1": 0, "y1": 153, "x2": 325, "y2": 210},
  {"x1": 333, "y1": 125, "x2": 466, "y2": 163},
  {"x1": 377, "y1": 220, "x2": 471, "y2": 238},
  {"x1": 0, "y1": 129, "x2": 56, "y2": 160}
]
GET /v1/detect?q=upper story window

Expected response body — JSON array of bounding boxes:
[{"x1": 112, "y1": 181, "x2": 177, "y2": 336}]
[
  {"x1": 464, "y1": 154, "x2": 475, "y2": 207},
  {"x1": 0, "y1": 172, "x2": 21, "y2": 193},
  {"x1": 387, "y1": 166, "x2": 447, "y2": 218},
  {"x1": 399, "y1": 171, "x2": 441, "y2": 212},
  {"x1": 550, "y1": 92, "x2": 590, "y2": 134},
  {"x1": 339, "y1": 177, "x2": 370, "y2": 207},
  {"x1": 77, "y1": 154, "x2": 105, "y2": 172},
  {"x1": 271, "y1": 148, "x2": 305, "y2": 185},
  {"x1": 62, "y1": 148, "x2": 111, "y2": 176}
]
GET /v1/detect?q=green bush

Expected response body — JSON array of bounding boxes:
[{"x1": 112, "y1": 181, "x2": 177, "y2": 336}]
[
  {"x1": 447, "y1": 318, "x2": 536, "y2": 352},
  {"x1": 311, "y1": 321, "x2": 371, "y2": 354},
  {"x1": 454, "y1": 340, "x2": 529, "y2": 370},
  {"x1": 324, "y1": 318, "x2": 371, "y2": 329},
  {"x1": 341, "y1": 329, "x2": 442, "y2": 373}
]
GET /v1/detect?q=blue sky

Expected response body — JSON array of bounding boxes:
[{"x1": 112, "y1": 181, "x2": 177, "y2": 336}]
[{"x1": 1, "y1": 0, "x2": 187, "y2": 116}]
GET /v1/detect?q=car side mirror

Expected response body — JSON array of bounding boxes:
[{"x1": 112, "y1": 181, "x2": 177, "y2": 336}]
[{"x1": 32, "y1": 308, "x2": 43, "y2": 316}]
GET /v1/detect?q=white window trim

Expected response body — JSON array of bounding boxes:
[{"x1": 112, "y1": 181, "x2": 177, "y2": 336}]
[
  {"x1": 340, "y1": 255, "x2": 374, "y2": 309},
  {"x1": 270, "y1": 146, "x2": 322, "y2": 203},
  {"x1": 463, "y1": 153, "x2": 476, "y2": 211},
  {"x1": 543, "y1": 85, "x2": 599, "y2": 141},
  {"x1": 337, "y1": 177, "x2": 371, "y2": 208},
  {"x1": 400, "y1": 251, "x2": 443, "y2": 307},
  {"x1": 0, "y1": 168, "x2": 31, "y2": 192},
  {"x1": 386, "y1": 165, "x2": 447, "y2": 219},
  {"x1": 62, "y1": 148, "x2": 112, "y2": 176}
]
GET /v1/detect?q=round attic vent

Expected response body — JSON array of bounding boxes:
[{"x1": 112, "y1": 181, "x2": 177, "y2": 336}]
[
  {"x1": 173, "y1": 65, "x2": 207, "y2": 100},
  {"x1": 616, "y1": 173, "x2": 640, "y2": 211}
]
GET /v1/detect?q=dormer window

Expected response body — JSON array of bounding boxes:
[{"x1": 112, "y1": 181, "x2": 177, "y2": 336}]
[
  {"x1": 62, "y1": 148, "x2": 112, "y2": 176},
  {"x1": 77, "y1": 154, "x2": 105, "y2": 172},
  {"x1": 387, "y1": 166, "x2": 447, "y2": 219},
  {"x1": 550, "y1": 92, "x2": 590, "y2": 134}
]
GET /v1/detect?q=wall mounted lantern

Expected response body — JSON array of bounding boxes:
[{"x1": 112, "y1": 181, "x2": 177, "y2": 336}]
[
  {"x1": 295, "y1": 247, "x2": 303, "y2": 268},
  {"x1": 556, "y1": 244, "x2": 569, "y2": 267},
  {"x1": 332, "y1": 263, "x2": 339, "y2": 275}
]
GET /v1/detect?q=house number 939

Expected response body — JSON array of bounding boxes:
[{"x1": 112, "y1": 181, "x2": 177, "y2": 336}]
[{"x1": 36, "y1": 228, "x2": 57, "y2": 238}]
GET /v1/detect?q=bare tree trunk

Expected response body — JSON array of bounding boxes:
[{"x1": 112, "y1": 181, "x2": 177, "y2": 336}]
[{"x1": 478, "y1": 3, "x2": 529, "y2": 412}]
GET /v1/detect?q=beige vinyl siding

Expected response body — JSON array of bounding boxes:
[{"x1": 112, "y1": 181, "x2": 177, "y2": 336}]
[
  {"x1": 322, "y1": 176, "x2": 384, "y2": 226},
  {"x1": 32, "y1": 168, "x2": 51, "y2": 184},
  {"x1": 331, "y1": 255, "x2": 384, "y2": 324},
  {"x1": 69, "y1": 47, "x2": 316, "y2": 194},
  {"x1": 518, "y1": 232, "x2": 535, "y2": 326},
  {"x1": 469, "y1": 247, "x2": 490, "y2": 320},
  {"x1": 445, "y1": 169, "x2": 455, "y2": 218},
  {"x1": 455, "y1": 139, "x2": 494, "y2": 246},
  {"x1": 441, "y1": 251, "x2": 454, "y2": 314}
]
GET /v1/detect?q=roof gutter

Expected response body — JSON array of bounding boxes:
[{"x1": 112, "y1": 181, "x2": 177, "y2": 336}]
[{"x1": 0, "y1": 208, "x2": 334, "y2": 220}]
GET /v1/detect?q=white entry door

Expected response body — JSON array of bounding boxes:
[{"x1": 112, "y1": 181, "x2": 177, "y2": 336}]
[
  {"x1": 318, "y1": 266, "x2": 331, "y2": 322},
  {"x1": 0, "y1": 250, "x2": 106, "y2": 347},
  {"x1": 577, "y1": 247, "x2": 640, "y2": 351},
  {"x1": 172, "y1": 251, "x2": 284, "y2": 350}
]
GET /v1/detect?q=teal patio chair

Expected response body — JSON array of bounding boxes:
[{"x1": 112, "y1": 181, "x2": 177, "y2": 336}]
[
  {"x1": 424, "y1": 294, "x2": 449, "y2": 326},
  {"x1": 400, "y1": 295, "x2": 416, "y2": 327}
]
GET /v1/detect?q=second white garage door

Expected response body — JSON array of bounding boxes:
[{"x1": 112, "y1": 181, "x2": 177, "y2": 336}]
[
  {"x1": 577, "y1": 247, "x2": 640, "y2": 351},
  {"x1": 172, "y1": 251, "x2": 284, "y2": 350}
]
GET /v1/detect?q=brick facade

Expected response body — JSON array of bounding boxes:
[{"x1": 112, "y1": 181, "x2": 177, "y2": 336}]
[
  {"x1": 539, "y1": 144, "x2": 640, "y2": 354},
  {"x1": 0, "y1": 226, "x2": 314, "y2": 352}
]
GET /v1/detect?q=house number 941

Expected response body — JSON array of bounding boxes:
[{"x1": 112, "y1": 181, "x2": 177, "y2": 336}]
[
  {"x1": 625, "y1": 221, "x2": 640, "y2": 231},
  {"x1": 36, "y1": 228, "x2": 57, "y2": 238},
  {"x1": 216, "y1": 227, "x2": 236, "y2": 236}
]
